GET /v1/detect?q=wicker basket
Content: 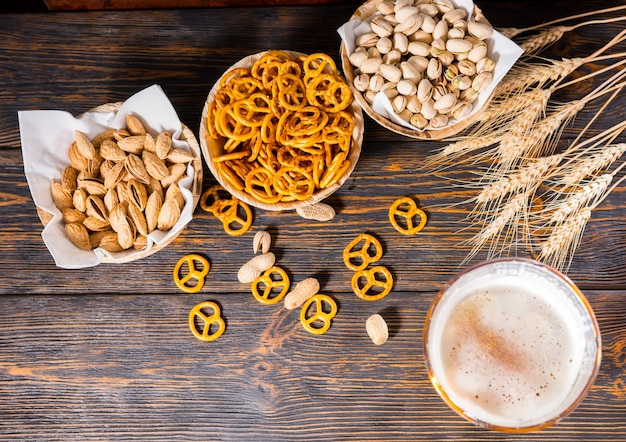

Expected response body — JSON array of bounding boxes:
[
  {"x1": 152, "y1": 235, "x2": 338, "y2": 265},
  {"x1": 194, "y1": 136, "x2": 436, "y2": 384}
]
[
  {"x1": 199, "y1": 50, "x2": 364, "y2": 212},
  {"x1": 38, "y1": 102, "x2": 203, "y2": 264},
  {"x1": 339, "y1": 0, "x2": 496, "y2": 140}
]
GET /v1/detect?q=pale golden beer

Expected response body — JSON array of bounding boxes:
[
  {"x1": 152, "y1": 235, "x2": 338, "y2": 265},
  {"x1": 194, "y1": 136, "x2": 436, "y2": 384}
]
[{"x1": 424, "y1": 258, "x2": 601, "y2": 432}]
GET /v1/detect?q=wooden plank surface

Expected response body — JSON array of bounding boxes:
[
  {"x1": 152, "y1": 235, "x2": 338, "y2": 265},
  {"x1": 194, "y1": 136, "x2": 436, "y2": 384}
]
[{"x1": 1, "y1": 1, "x2": 625, "y2": 440}]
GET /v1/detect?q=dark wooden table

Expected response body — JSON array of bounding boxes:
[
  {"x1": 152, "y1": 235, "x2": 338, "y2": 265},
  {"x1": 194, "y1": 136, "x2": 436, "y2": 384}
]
[{"x1": 1, "y1": 1, "x2": 625, "y2": 440}]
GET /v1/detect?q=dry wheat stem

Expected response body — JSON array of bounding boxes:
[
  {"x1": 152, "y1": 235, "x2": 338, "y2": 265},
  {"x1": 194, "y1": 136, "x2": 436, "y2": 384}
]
[
  {"x1": 423, "y1": 133, "x2": 504, "y2": 169},
  {"x1": 476, "y1": 154, "x2": 563, "y2": 205},
  {"x1": 464, "y1": 191, "x2": 531, "y2": 263},
  {"x1": 561, "y1": 143, "x2": 626, "y2": 186},
  {"x1": 538, "y1": 207, "x2": 592, "y2": 271},
  {"x1": 546, "y1": 173, "x2": 614, "y2": 225},
  {"x1": 494, "y1": 58, "x2": 584, "y2": 97},
  {"x1": 519, "y1": 16, "x2": 626, "y2": 53},
  {"x1": 498, "y1": 5, "x2": 626, "y2": 38}
]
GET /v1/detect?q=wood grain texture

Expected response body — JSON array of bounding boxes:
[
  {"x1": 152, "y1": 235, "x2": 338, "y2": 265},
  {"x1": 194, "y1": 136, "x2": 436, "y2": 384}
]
[{"x1": 1, "y1": 1, "x2": 625, "y2": 440}]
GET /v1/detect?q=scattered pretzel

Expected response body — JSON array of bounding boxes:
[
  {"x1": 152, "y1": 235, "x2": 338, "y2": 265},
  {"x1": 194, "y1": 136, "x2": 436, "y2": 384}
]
[
  {"x1": 173, "y1": 253, "x2": 210, "y2": 293},
  {"x1": 199, "y1": 184, "x2": 252, "y2": 236},
  {"x1": 188, "y1": 301, "x2": 226, "y2": 342},
  {"x1": 343, "y1": 233, "x2": 383, "y2": 271},
  {"x1": 251, "y1": 266, "x2": 290, "y2": 305},
  {"x1": 299, "y1": 293, "x2": 337, "y2": 335},
  {"x1": 389, "y1": 196, "x2": 427, "y2": 235},
  {"x1": 351, "y1": 265, "x2": 394, "y2": 301}
]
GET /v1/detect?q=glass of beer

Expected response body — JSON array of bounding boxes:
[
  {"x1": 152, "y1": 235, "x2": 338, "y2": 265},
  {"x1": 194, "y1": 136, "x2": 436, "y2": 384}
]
[{"x1": 423, "y1": 258, "x2": 602, "y2": 432}]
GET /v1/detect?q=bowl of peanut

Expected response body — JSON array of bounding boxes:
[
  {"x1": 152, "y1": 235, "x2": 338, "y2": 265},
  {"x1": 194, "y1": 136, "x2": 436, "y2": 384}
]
[
  {"x1": 338, "y1": 0, "x2": 523, "y2": 139},
  {"x1": 200, "y1": 50, "x2": 364, "y2": 211}
]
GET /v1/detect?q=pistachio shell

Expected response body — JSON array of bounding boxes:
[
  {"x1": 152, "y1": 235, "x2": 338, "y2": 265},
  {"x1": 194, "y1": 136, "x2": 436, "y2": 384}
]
[
  {"x1": 370, "y1": 16, "x2": 393, "y2": 37},
  {"x1": 434, "y1": 92, "x2": 457, "y2": 114},
  {"x1": 356, "y1": 32, "x2": 379, "y2": 48},
  {"x1": 359, "y1": 57, "x2": 383, "y2": 74},
  {"x1": 467, "y1": 20, "x2": 494, "y2": 40},
  {"x1": 446, "y1": 38, "x2": 473, "y2": 54},
  {"x1": 349, "y1": 49, "x2": 369, "y2": 68},
  {"x1": 394, "y1": 5, "x2": 417, "y2": 24},
  {"x1": 376, "y1": 36, "x2": 393, "y2": 54},
  {"x1": 417, "y1": 78, "x2": 434, "y2": 103},
  {"x1": 397, "y1": 79, "x2": 417, "y2": 96},
  {"x1": 394, "y1": 14, "x2": 421, "y2": 35},
  {"x1": 407, "y1": 40, "x2": 430, "y2": 57},
  {"x1": 379, "y1": 63, "x2": 402, "y2": 83},
  {"x1": 353, "y1": 73, "x2": 370, "y2": 92}
]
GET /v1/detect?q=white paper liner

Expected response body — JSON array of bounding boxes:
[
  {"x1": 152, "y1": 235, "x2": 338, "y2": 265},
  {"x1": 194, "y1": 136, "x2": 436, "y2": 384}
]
[
  {"x1": 337, "y1": 0, "x2": 524, "y2": 131},
  {"x1": 18, "y1": 84, "x2": 195, "y2": 269}
]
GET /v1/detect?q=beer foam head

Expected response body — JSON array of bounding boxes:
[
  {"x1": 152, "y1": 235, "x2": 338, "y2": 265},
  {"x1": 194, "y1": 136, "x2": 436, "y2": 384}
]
[{"x1": 424, "y1": 259, "x2": 601, "y2": 431}]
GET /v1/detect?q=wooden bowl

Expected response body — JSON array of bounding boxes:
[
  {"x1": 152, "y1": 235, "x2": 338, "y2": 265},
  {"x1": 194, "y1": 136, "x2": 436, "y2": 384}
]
[
  {"x1": 339, "y1": 0, "x2": 496, "y2": 140},
  {"x1": 38, "y1": 101, "x2": 203, "y2": 264},
  {"x1": 199, "y1": 50, "x2": 364, "y2": 211}
]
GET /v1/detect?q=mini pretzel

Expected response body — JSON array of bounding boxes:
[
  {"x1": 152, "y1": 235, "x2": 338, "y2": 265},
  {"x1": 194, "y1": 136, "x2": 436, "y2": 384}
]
[
  {"x1": 351, "y1": 265, "x2": 394, "y2": 301},
  {"x1": 217, "y1": 199, "x2": 253, "y2": 236},
  {"x1": 272, "y1": 166, "x2": 315, "y2": 201},
  {"x1": 199, "y1": 184, "x2": 252, "y2": 236},
  {"x1": 173, "y1": 253, "x2": 210, "y2": 293},
  {"x1": 343, "y1": 233, "x2": 383, "y2": 271},
  {"x1": 274, "y1": 73, "x2": 307, "y2": 111},
  {"x1": 188, "y1": 301, "x2": 226, "y2": 342},
  {"x1": 251, "y1": 266, "x2": 290, "y2": 304},
  {"x1": 389, "y1": 196, "x2": 427, "y2": 235},
  {"x1": 299, "y1": 294, "x2": 337, "y2": 335},
  {"x1": 302, "y1": 53, "x2": 337, "y2": 83},
  {"x1": 306, "y1": 73, "x2": 352, "y2": 113}
]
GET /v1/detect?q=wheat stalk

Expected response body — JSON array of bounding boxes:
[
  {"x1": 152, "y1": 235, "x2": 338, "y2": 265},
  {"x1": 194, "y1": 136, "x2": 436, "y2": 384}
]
[
  {"x1": 547, "y1": 174, "x2": 613, "y2": 225},
  {"x1": 476, "y1": 154, "x2": 563, "y2": 205},
  {"x1": 464, "y1": 191, "x2": 531, "y2": 263},
  {"x1": 508, "y1": 13, "x2": 626, "y2": 57},
  {"x1": 538, "y1": 207, "x2": 592, "y2": 271},
  {"x1": 560, "y1": 143, "x2": 626, "y2": 186},
  {"x1": 498, "y1": 5, "x2": 626, "y2": 38}
]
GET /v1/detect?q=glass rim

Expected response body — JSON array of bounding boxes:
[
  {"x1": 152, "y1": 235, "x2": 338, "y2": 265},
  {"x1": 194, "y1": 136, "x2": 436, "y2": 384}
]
[{"x1": 423, "y1": 257, "x2": 602, "y2": 433}]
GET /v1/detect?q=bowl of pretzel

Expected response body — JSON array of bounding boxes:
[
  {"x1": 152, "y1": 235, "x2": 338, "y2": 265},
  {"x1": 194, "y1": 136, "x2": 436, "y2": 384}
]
[{"x1": 199, "y1": 50, "x2": 364, "y2": 211}]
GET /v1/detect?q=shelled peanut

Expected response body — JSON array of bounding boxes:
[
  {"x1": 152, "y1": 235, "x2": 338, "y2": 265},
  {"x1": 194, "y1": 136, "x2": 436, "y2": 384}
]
[
  {"x1": 49, "y1": 115, "x2": 195, "y2": 252},
  {"x1": 348, "y1": 0, "x2": 495, "y2": 129}
]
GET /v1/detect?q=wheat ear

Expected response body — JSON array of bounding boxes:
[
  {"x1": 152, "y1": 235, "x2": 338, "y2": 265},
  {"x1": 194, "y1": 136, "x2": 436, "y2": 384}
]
[
  {"x1": 516, "y1": 16, "x2": 626, "y2": 55},
  {"x1": 476, "y1": 154, "x2": 563, "y2": 205},
  {"x1": 498, "y1": 5, "x2": 626, "y2": 38},
  {"x1": 464, "y1": 191, "x2": 531, "y2": 263},
  {"x1": 538, "y1": 208, "x2": 592, "y2": 271},
  {"x1": 547, "y1": 174, "x2": 613, "y2": 225}
]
